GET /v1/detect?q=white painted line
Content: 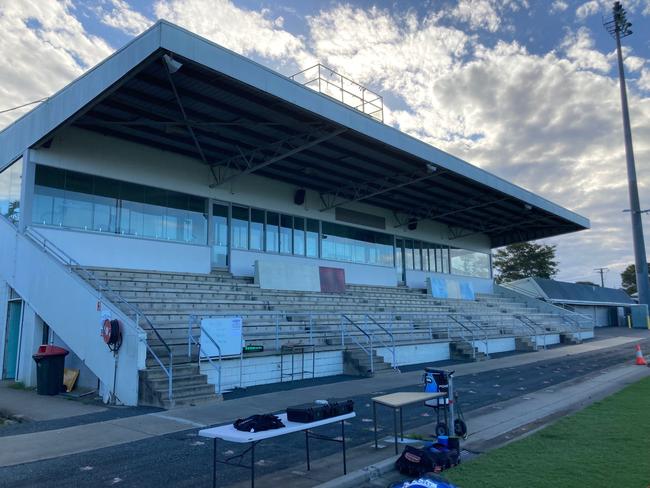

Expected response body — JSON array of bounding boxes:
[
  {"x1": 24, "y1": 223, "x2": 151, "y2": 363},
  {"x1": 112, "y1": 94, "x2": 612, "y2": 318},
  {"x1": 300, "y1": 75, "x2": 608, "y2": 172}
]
[{"x1": 149, "y1": 413, "x2": 207, "y2": 428}]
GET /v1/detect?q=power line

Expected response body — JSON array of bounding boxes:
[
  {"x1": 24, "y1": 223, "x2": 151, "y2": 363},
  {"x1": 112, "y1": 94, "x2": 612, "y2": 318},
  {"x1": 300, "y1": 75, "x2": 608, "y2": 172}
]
[
  {"x1": 0, "y1": 98, "x2": 48, "y2": 115},
  {"x1": 594, "y1": 267, "x2": 609, "y2": 287}
]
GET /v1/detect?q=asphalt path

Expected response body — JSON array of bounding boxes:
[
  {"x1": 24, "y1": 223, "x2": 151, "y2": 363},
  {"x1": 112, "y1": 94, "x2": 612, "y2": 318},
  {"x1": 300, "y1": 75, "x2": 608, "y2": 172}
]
[{"x1": 0, "y1": 341, "x2": 643, "y2": 488}]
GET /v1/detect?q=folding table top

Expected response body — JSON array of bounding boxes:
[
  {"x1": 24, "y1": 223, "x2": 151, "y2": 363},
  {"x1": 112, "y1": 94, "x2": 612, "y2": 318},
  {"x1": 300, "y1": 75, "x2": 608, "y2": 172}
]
[
  {"x1": 372, "y1": 392, "x2": 446, "y2": 408},
  {"x1": 198, "y1": 412, "x2": 356, "y2": 443}
]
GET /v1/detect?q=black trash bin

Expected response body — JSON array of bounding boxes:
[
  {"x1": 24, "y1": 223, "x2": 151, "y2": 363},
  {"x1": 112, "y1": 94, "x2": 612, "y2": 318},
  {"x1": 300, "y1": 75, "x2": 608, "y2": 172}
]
[{"x1": 32, "y1": 345, "x2": 69, "y2": 395}]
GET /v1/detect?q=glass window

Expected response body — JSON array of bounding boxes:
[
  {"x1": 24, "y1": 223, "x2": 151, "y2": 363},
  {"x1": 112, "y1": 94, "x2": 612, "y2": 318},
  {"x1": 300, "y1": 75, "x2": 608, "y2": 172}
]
[
  {"x1": 280, "y1": 215, "x2": 292, "y2": 254},
  {"x1": 438, "y1": 245, "x2": 450, "y2": 274},
  {"x1": 232, "y1": 206, "x2": 249, "y2": 250},
  {"x1": 293, "y1": 217, "x2": 305, "y2": 256},
  {"x1": 0, "y1": 158, "x2": 23, "y2": 225},
  {"x1": 404, "y1": 240, "x2": 414, "y2": 270},
  {"x1": 212, "y1": 203, "x2": 228, "y2": 267},
  {"x1": 32, "y1": 165, "x2": 207, "y2": 245},
  {"x1": 413, "y1": 241, "x2": 422, "y2": 270},
  {"x1": 306, "y1": 219, "x2": 319, "y2": 258},
  {"x1": 62, "y1": 171, "x2": 93, "y2": 230},
  {"x1": 266, "y1": 212, "x2": 279, "y2": 252},
  {"x1": 450, "y1": 247, "x2": 491, "y2": 278},
  {"x1": 322, "y1": 222, "x2": 394, "y2": 267},
  {"x1": 93, "y1": 176, "x2": 118, "y2": 233},
  {"x1": 250, "y1": 208, "x2": 264, "y2": 251}
]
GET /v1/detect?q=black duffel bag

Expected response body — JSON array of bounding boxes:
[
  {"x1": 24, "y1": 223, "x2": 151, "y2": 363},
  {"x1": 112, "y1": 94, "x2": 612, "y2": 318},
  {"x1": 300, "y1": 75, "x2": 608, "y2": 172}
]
[{"x1": 233, "y1": 414, "x2": 284, "y2": 433}]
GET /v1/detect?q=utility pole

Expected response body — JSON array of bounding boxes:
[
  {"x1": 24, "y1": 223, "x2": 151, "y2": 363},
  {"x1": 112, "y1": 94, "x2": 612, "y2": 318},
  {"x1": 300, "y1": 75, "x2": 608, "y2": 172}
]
[
  {"x1": 604, "y1": 2, "x2": 650, "y2": 306},
  {"x1": 594, "y1": 267, "x2": 609, "y2": 287}
]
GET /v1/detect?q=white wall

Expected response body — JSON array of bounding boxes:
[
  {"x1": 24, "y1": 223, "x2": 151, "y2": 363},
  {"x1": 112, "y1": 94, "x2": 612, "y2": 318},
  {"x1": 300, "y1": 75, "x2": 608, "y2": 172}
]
[
  {"x1": 411, "y1": 270, "x2": 493, "y2": 293},
  {"x1": 0, "y1": 281, "x2": 8, "y2": 377},
  {"x1": 0, "y1": 218, "x2": 146, "y2": 405},
  {"x1": 377, "y1": 342, "x2": 450, "y2": 367},
  {"x1": 51, "y1": 331, "x2": 99, "y2": 390},
  {"x1": 233, "y1": 249, "x2": 398, "y2": 286},
  {"x1": 203, "y1": 350, "x2": 344, "y2": 391},
  {"x1": 36, "y1": 226, "x2": 211, "y2": 274},
  {"x1": 14, "y1": 305, "x2": 43, "y2": 387}
]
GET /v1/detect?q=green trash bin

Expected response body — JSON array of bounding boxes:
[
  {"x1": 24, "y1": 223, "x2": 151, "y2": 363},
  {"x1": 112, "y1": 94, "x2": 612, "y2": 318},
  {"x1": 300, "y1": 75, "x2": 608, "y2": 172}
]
[{"x1": 32, "y1": 345, "x2": 69, "y2": 395}]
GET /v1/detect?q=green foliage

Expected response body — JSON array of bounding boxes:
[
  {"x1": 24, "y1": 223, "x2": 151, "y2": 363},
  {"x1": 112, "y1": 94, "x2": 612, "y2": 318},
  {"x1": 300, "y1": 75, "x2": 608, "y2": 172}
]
[
  {"x1": 492, "y1": 242, "x2": 558, "y2": 284},
  {"x1": 446, "y1": 376, "x2": 650, "y2": 487},
  {"x1": 621, "y1": 263, "x2": 650, "y2": 295}
]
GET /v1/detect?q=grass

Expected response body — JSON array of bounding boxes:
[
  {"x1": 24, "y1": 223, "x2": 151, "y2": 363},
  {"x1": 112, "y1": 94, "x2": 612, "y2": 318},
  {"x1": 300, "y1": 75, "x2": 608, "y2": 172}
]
[{"x1": 445, "y1": 376, "x2": 650, "y2": 488}]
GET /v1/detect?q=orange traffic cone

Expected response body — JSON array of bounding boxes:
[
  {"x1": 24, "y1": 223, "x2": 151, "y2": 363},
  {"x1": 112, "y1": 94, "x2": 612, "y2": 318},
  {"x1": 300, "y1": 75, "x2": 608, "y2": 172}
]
[{"x1": 635, "y1": 344, "x2": 647, "y2": 366}]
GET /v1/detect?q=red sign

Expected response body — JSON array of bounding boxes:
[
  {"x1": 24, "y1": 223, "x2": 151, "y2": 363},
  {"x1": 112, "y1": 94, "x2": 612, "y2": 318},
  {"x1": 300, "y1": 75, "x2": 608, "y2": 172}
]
[{"x1": 319, "y1": 267, "x2": 346, "y2": 293}]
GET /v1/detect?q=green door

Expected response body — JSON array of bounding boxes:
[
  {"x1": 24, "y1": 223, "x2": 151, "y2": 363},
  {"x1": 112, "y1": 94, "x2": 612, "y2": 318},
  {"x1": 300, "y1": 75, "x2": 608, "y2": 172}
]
[{"x1": 3, "y1": 301, "x2": 22, "y2": 379}]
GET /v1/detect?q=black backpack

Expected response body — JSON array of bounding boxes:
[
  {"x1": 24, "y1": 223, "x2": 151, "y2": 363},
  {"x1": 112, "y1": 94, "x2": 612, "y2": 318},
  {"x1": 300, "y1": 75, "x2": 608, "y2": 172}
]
[
  {"x1": 233, "y1": 414, "x2": 284, "y2": 433},
  {"x1": 395, "y1": 446, "x2": 441, "y2": 477}
]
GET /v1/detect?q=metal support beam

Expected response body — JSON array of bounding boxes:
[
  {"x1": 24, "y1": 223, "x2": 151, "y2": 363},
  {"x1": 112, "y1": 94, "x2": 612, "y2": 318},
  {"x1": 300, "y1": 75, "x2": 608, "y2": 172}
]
[
  {"x1": 210, "y1": 127, "x2": 346, "y2": 187},
  {"x1": 448, "y1": 215, "x2": 550, "y2": 241},
  {"x1": 394, "y1": 197, "x2": 510, "y2": 228},
  {"x1": 319, "y1": 167, "x2": 439, "y2": 211}
]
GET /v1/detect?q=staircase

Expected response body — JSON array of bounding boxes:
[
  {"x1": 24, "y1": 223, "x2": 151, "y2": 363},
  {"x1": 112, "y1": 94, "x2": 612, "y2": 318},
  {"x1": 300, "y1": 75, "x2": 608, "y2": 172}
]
[
  {"x1": 79, "y1": 268, "x2": 590, "y2": 407},
  {"x1": 450, "y1": 341, "x2": 487, "y2": 361},
  {"x1": 343, "y1": 348, "x2": 394, "y2": 376},
  {"x1": 515, "y1": 336, "x2": 538, "y2": 352}
]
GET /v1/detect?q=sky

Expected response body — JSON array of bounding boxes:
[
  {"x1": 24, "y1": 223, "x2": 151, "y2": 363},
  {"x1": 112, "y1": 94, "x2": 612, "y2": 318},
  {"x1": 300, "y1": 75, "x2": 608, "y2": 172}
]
[{"x1": 1, "y1": 0, "x2": 650, "y2": 288}]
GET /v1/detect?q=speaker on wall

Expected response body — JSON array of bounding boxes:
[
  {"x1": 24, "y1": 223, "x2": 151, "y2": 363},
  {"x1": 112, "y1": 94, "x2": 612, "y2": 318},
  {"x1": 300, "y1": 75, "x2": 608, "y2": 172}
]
[
  {"x1": 407, "y1": 218, "x2": 418, "y2": 231},
  {"x1": 294, "y1": 189, "x2": 306, "y2": 205}
]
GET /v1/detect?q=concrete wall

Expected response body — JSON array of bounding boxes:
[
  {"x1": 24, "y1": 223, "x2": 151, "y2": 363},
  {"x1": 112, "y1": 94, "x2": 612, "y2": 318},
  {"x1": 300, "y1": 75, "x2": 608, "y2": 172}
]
[
  {"x1": 233, "y1": 249, "x2": 398, "y2": 287},
  {"x1": 0, "y1": 281, "x2": 8, "y2": 378},
  {"x1": 377, "y1": 342, "x2": 450, "y2": 367},
  {"x1": 203, "y1": 350, "x2": 344, "y2": 391},
  {"x1": 35, "y1": 227, "x2": 211, "y2": 274},
  {"x1": 51, "y1": 331, "x2": 99, "y2": 390},
  {"x1": 0, "y1": 217, "x2": 146, "y2": 405}
]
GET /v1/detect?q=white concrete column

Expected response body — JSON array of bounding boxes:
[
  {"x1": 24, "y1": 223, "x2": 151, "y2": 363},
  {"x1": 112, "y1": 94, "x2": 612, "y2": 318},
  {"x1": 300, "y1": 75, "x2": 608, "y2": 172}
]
[
  {"x1": 19, "y1": 149, "x2": 34, "y2": 233},
  {"x1": 0, "y1": 280, "x2": 8, "y2": 375},
  {"x1": 15, "y1": 304, "x2": 44, "y2": 387}
]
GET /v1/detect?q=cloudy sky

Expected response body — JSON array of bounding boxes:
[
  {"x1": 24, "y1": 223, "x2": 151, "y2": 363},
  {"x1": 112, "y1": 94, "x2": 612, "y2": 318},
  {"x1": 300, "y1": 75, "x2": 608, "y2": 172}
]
[{"x1": 1, "y1": 0, "x2": 649, "y2": 287}]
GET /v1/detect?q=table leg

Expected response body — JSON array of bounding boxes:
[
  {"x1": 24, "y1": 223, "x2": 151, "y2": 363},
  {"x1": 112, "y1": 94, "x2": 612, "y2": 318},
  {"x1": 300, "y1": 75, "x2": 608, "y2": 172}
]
[
  {"x1": 251, "y1": 442, "x2": 255, "y2": 488},
  {"x1": 305, "y1": 430, "x2": 311, "y2": 471},
  {"x1": 373, "y1": 401, "x2": 378, "y2": 449},
  {"x1": 212, "y1": 438, "x2": 217, "y2": 488},
  {"x1": 393, "y1": 408, "x2": 398, "y2": 455},
  {"x1": 341, "y1": 420, "x2": 347, "y2": 475},
  {"x1": 400, "y1": 407, "x2": 404, "y2": 441}
]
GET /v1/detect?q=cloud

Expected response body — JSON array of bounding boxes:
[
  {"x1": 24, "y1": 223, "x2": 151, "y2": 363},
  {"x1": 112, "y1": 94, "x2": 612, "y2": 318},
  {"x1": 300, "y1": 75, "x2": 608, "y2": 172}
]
[
  {"x1": 551, "y1": 1, "x2": 569, "y2": 13},
  {"x1": 450, "y1": 0, "x2": 529, "y2": 32},
  {"x1": 0, "y1": 0, "x2": 113, "y2": 128},
  {"x1": 306, "y1": 5, "x2": 650, "y2": 286},
  {"x1": 560, "y1": 27, "x2": 611, "y2": 73},
  {"x1": 153, "y1": 0, "x2": 314, "y2": 69},
  {"x1": 99, "y1": 0, "x2": 153, "y2": 36}
]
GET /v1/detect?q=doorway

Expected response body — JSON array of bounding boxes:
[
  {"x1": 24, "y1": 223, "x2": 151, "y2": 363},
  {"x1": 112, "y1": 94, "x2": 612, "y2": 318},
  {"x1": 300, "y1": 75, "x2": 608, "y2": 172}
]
[{"x1": 3, "y1": 298, "x2": 23, "y2": 379}]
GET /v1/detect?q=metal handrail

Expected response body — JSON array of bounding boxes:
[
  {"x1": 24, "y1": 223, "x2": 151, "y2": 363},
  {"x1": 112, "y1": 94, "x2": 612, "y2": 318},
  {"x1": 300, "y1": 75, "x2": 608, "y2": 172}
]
[
  {"x1": 188, "y1": 315, "x2": 222, "y2": 394},
  {"x1": 341, "y1": 314, "x2": 374, "y2": 373},
  {"x1": 365, "y1": 314, "x2": 399, "y2": 370},
  {"x1": 466, "y1": 317, "x2": 490, "y2": 357},
  {"x1": 447, "y1": 314, "x2": 477, "y2": 359},
  {"x1": 22, "y1": 226, "x2": 174, "y2": 405},
  {"x1": 513, "y1": 315, "x2": 546, "y2": 349}
]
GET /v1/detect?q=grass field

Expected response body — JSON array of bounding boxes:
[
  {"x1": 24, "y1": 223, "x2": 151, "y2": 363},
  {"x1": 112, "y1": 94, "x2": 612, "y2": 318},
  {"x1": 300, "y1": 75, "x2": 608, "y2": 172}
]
[{"x1": 445, "y1": 375, "x2": 650, "y2": 488}]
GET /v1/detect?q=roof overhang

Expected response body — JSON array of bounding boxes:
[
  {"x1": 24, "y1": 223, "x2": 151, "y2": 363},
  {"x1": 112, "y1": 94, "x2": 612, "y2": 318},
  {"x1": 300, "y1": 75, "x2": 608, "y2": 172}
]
[{"x1": 0, "y1": 21, "x2": 590, "y2": 247}]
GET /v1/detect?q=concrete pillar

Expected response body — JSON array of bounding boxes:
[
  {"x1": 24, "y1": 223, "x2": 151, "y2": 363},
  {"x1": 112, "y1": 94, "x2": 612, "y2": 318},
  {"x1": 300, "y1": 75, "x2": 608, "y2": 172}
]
[
  {"x1": 19, "y1": 149, "x2": 34, "y2": 233},
  {"x1": 0, "y1": 280, "x2": 8, "y2": 375}
]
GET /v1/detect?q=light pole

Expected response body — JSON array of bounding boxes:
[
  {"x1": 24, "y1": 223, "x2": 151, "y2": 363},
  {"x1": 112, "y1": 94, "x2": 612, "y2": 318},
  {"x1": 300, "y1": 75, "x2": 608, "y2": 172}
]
[{"x1": 605, "y1": 2, "x2": 650, "y2": 306}]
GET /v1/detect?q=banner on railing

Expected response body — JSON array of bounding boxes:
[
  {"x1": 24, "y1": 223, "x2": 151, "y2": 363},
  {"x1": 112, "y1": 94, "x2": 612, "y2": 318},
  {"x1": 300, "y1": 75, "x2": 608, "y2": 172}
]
[{"x1": 201, "y1": 317, "x2": 243, "y2": 357}]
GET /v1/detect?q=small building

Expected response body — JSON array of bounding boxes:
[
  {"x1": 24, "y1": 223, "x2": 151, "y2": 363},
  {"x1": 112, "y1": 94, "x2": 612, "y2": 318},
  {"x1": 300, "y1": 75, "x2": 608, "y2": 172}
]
[{"x1": 502, "y1": 277, "x2": 635, "y2": 327}]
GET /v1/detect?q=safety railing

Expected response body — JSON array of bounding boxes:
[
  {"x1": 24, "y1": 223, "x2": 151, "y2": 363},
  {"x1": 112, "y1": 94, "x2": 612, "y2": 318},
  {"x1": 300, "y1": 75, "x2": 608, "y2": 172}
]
[
  {"x1": 188, "y1": 315, "x2": 222, "y2": 394},
  {"x1": 514, "y1": 315, "x2": 547, "y2": 349},
  {"x1": 341, "y1": 314, "x2": 374, "y2": 373},
  {"x1": 290, "y1": 64, "x2": 384, "y2": 122},
  {"x1": 465, "y1": 317, "x2": 490, "y2": 357},
  {"x1": 447, "y1": 314, "x2": 478, "y2": 359},
  {"x1": 23, "y1": 226, "x2": 174, "y2": 405},
  {"x1": 365, "y1": 314, "x2": 399, "y2": 371}
]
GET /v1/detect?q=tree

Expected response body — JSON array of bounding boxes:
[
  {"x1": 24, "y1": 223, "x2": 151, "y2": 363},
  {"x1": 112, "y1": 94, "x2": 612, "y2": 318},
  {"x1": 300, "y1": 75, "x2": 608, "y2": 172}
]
[
  {"x1": 492, "y1": 242, "x2": 558, "y2": 284},
  {"x1": 621, "y1": 263, "x2": 650, "y2": 295}
]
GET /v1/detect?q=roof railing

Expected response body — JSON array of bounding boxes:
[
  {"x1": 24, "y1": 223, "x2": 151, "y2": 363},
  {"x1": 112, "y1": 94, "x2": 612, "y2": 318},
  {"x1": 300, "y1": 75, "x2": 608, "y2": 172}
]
[{"x1": 290, "y1": 64, "x2": 384, "y2": 122}]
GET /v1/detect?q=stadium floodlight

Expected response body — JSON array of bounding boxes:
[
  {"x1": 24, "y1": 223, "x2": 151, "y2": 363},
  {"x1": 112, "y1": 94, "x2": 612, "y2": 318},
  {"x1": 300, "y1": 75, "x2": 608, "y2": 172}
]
[{"x1": 604, "y1": 2, "x2": 650, "y2": 306}]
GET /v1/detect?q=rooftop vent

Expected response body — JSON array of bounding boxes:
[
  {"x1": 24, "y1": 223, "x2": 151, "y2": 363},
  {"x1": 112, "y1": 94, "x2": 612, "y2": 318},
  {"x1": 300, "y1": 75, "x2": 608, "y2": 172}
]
[{"x1": 290, "y1": 64, "x2": 384, "y2": 123}]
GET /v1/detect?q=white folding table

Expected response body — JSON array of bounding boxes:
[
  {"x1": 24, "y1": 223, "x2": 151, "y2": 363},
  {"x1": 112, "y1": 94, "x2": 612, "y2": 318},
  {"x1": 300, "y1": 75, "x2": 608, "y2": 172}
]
[{"x1": 198, "y1": 411, "x2": 356, "y2": 488}]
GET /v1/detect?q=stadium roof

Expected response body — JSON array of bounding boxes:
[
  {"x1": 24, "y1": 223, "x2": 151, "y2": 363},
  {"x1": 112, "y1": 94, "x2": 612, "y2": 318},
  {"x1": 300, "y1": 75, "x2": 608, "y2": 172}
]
[
  {"x1": 506, "y1": 277, "x2": 634, "y2": 306},
  {"x1": 0, "y1": 21, "x2": 589, "y2": 247}
]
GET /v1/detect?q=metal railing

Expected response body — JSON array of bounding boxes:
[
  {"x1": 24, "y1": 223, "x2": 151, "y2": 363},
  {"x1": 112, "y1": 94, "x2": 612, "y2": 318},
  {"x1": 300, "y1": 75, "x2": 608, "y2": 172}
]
[
  {"x1": 514, "y1": 314, "x2": 547, "y2": 349},
  {"x1": 188, "y1": 315, "x2": 222, "y2": 394},
  {"x1": 23, "y1": 226, "x2": 174, "y2": 405},
  {"x1": 447, "y1": 314, "x2": 478, "y2": 359},
  {"x1": 290, "y1": 64, "x2": 384, "y2": 122},
  {"x1": 341, "y1": 314, "x2": 374, "y2": 373},
  {"x1": 365, "y1": 314, "x2": 399, "y2": 370}
]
